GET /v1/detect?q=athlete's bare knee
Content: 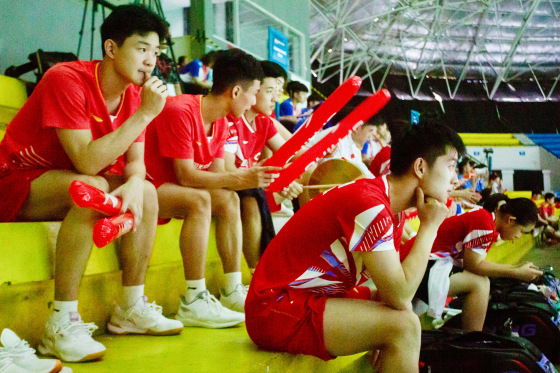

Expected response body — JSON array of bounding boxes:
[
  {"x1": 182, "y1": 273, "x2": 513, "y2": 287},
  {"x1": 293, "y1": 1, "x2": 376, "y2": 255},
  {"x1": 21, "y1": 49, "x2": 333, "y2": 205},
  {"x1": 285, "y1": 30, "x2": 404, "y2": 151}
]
[
  {"x1": 387, "y1": 309, "x2": 421, "y2": 347},
  {"x1": 213, "y1": 190, "x2": 240, "y2": 217},
  {"x1": 474, "y1": 274, "x2": 490, "y2": 296},
  {"x1": 142, "y1": 181, "x2": 159, "y2": 217}
]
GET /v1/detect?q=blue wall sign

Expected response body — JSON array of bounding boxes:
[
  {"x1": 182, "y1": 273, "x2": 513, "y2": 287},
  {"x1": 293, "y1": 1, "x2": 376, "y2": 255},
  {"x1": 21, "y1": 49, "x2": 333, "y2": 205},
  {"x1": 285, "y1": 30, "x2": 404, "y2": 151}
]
[{"x1": 268, "y1": 27, "x2": 289, "y2": 72}]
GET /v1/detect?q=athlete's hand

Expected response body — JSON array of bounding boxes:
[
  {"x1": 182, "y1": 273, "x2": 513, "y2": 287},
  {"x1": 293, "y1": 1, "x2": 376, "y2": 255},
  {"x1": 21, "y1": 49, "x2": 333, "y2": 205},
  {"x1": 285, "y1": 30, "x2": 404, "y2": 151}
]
[
  {"x1": 415, "y1": 187, "x2": 449, "y2": 230},
  {"x1": 452, "y1": 189, "x2": 481, "y2": 204},
  {"x1": 515, "y1": 262, "x2": 543, "y2": 282},
  {"x1": 280, "y1": 181, "x2": 303, "y2": 200},
  {"x1": 139, "y1": 75, "x2": 168, "y2": 119},
  {"x1": 111, "y1": 176, "x2": 145, "y2": 231},
  {"x1": 242, "y1": 164, "x2": 281, "y2": 189}
]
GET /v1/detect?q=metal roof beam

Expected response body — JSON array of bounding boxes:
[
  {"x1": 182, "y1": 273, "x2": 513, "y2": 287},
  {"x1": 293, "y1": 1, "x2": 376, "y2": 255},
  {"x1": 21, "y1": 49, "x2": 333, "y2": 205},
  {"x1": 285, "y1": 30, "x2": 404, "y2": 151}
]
[{"x1": 489, "y1": 0, "x2": 544, "y2": 98}]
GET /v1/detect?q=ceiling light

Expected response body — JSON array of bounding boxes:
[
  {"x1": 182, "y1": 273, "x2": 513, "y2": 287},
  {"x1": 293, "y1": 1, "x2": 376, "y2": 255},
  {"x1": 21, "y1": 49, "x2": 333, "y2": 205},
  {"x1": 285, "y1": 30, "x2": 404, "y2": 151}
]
[
  {"x1": 328, "y1": 48, "x2": 333, "y2": 53},
  {"x1": 374, "y1": 17, "x2": 379, "y2": 22},
  {"x1": 506, "y1": 83, "x2": 516, "y2": 91},
  {"x1": 344, "y1": 38, "x2": 348, "y2": 42}
]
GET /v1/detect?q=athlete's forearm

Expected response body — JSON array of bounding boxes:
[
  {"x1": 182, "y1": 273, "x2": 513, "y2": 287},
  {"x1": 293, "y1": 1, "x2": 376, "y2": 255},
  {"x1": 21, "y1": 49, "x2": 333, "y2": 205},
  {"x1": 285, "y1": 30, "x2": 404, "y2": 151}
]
[
  {"x1": 466, "y1": 260, "x2": 516, "y2": 278},
  {"x1": 68, "y1": 112, "x2": 155, "y2": 175},
  {"x1": 399, "y1": 224, "x2": 439, "y2": 300}
]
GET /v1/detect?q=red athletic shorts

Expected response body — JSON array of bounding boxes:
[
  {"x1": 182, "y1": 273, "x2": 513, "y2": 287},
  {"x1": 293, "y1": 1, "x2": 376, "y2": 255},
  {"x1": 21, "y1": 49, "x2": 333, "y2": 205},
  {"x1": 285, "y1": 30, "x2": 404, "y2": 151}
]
[
  {"x1": 245, "y1": 285, "x2": 371, "y2": 361},
  {"x1": 0, "y1": 168, "x2": 49, "y2": 222}
]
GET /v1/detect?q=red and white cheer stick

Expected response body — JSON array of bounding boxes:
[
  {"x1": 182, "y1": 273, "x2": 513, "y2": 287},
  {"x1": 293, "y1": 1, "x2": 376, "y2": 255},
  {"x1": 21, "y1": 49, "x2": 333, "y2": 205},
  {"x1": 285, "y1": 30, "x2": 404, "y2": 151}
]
[
  {"x1": 264, "y1": 76, "x2": 362, "y2": 169},
  {"x1": 69, "y1": 180, "x2": 134, "y2": 247},
  {"x1": 266, "y1": 89, "x2": 391, "y2": 207},
  {"x1": 93, "y1": 212, "x2": 135, "y2": 248},
  {"x1": 69, "y1": 180, "x2": 122, "y2": 215}
]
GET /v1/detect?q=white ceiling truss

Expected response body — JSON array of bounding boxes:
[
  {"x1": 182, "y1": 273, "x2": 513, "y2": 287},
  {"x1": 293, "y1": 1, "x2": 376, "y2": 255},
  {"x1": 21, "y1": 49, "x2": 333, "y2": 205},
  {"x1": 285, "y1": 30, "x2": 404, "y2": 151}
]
[{"x1": 310, "y1": 0, "x2": 560, "y2": 101}]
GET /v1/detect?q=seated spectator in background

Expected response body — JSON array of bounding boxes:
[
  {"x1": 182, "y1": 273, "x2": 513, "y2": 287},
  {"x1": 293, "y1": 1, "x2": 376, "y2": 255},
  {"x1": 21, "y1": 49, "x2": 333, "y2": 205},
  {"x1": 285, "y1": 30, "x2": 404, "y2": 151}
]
[
  {"x1": 369, "y1": 145, "x2": 391, "y2": 177},
  {"x1": 0, "y1": 5, "x2": 183, "y2": 363},
  {"x1": 362, "y1": 117, "x2": 391, "y2": 165},
  {"x1": 179, "y1": 51, "x2": 218, "y2": 94},
  {"x1": 246, "y1": 121, "x2": 465, "y2": 371},
  {"x1": 278, "y1": 80, "x2": 308, "y2": 131},
  {"x1": 292, "y1": 94, "x2": 325, "y2": 133},
  {"x1": 177, "y1": 55, "x2": 187, "y2": 70},
  {"x1": 144, "y1": 49, "x2": 280, "y2": 327},
  {"x1": 529, "y1": 190, "x2": 559, "y2": 242},
  {"x1": 303, "y1": 121, "x2": 376, "y2": 178},
  {"x1": 400, "y1": 194, "x2": 541, "y2": 330},
  {"x1": 455, "y1": 159, "x2": 476, "y2": 190},
  {"x1": 538, "y1": 193, "x2": 560, "y2": 242},
  {"x1": 488, "y1": 172, "x2": 504, "y2": 194},
  {"x1": 224, "y1": 60, "x2": 303, "y2": 274}
]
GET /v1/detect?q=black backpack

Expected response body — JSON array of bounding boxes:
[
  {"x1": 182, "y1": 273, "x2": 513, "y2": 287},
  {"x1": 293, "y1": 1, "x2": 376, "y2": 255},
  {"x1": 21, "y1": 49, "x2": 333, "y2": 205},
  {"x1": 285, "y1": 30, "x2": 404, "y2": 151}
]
[
  {"x1": 420, "y1": 329, "x2": 557, "y2": 373},
  {"x1": 5, "y1": 49, "x2": 77, "y2": 94},
  {"x1": 445, "y1": 277, "x2": 560, "y2": 363}
]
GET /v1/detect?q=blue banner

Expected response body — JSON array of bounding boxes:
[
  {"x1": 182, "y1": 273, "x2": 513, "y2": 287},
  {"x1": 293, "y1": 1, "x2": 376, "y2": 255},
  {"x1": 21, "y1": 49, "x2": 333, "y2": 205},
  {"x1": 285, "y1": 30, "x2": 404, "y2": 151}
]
[{"x1": 268, "y1": 27, "x2": 289, "y2": 72}]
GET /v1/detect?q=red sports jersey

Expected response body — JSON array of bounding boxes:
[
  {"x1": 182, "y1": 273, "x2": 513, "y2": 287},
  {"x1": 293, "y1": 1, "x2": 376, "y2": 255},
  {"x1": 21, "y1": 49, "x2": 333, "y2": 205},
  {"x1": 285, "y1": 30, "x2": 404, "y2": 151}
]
[
  {"x1": 369, "y1": 146, "x2": 391, "y2": 177},
  {"x1": 144, "y1": 94, "x2": 229, "y2": 185},
  {"x1": 249, "y1": 175, "x2": 405, "y2": 298},
  {"x1": 224, "y1": 113, "x2": 278, "y2": 169},
  {"x1": 539, "y1": 203, "x2": 555, "y2": 218},
  {"x1": 400, "y1": 208, "x2": 499, "y2": 266},
  {"x1": 0, "y1": 61, "x2": 143, "y2": 176}
]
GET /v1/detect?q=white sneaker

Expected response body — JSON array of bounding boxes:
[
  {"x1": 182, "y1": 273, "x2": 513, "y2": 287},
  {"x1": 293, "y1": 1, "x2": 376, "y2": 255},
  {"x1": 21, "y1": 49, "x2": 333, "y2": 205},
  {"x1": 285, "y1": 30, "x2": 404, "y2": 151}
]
[
  {"x1": 1, "y1": 328, "x2": 66, "y2": 373},
  {"x1": 220, "y1": 284, "x2": 247, "y2": 313},
  {"x1": 38, "y1": 311, "x2": 105, "y2": 363},
  {"x1": 175, "y1": 291, "x2": 245, "y2": 328},
  {"x1": 0, "y1": 351, "x2": 28, "y2": 373},
  {"x1": 107, "y1": 296, "x2": 183, "y2": 336}
]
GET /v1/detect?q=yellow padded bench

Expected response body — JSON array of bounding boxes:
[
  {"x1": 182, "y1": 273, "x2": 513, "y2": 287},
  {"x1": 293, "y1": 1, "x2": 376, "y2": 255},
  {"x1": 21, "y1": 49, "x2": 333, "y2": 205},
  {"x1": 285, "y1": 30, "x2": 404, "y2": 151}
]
[
  {"x1": 459, "y1": 133, "x2": 521, "y2": 146},
  {"x1": 0, "y1": 75, "x2": 28, "y2": 127},
  {"x1": 0, "y1": 219, "x2": 252, "y2": 347}
]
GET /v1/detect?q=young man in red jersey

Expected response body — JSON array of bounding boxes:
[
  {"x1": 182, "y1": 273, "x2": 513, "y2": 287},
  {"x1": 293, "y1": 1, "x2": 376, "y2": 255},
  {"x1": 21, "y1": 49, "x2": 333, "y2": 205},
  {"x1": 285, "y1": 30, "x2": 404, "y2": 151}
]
[
  {"x1": 224, "y1": 60, "x2": 303, "y2": 274},
  {"x1": 144, "y1": 49, "x2": 280, "y2": 328},
  {"x1": 246, "y1": 121, "x2": 465, "y2": 372},
  {"x1": 0, "y1": 5, "x2": 183, "y2": 363}
]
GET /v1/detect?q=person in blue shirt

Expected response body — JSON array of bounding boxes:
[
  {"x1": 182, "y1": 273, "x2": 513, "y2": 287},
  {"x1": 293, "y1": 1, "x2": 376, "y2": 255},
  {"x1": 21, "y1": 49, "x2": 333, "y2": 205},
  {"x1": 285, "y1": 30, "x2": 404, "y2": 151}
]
[
  {"x1": 278, "y1": 80, "x2": 308, "y2": 131},
  {"x1": 179, "y1": 51, "x2": 218, "y2": 94}
]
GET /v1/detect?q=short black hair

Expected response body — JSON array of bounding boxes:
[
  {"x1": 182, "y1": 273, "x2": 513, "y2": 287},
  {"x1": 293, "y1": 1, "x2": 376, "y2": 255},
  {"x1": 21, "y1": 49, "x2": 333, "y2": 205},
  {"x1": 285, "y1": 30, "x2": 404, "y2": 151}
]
[
  {"x1": 368, "y1": 116, "x2": 387, "y2": 127},
  {"x1": 286, "y1": 81, "x2": 309, "y2": 96},
  {"x1": 101, "y1": 5, "x2": 168, "y2": 54},
  {"x1": 390, "y1": 120, "x2": 465, "y2": 176},
  {"x1": 545, "y1": 192, "x2": 555, "y2": 200},
  {"x1": 201, "y1": 51, "x2": 218, "y2": 66},
  {"x1": 532, "y1": 190, "x2": 542, "y2": 197},
  {"x1": 483, "y1": 194, "x2": 538, "y2": 227},
  {"x1": 261, "y1": 61, "x2": 288, "y2": 81},
  {"x1": 178, "y1": 56, "x2": 187, "y2": 65},
  {"x1": 210, "y1": 49, "x2": 264, "y2": 95},
  {"x1": 457, "y1": 159, "x2": 470, "y2": 173}
]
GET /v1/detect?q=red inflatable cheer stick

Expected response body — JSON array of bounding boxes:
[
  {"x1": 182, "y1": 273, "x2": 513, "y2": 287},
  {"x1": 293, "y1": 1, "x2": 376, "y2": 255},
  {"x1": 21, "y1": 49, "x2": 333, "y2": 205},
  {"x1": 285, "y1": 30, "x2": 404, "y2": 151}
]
[
  {"x1": 267, "y1": 89, "x2": 391, "y2": 201},
  {"x1": 93, "y1": 212, "x2": 135, "y2": 248},
  {"x1": 264, "y1": 76, "x2": 362, "y2": 168},
  {"x1": 69, "y1": 180, "x2": 121, "y2": 215}
]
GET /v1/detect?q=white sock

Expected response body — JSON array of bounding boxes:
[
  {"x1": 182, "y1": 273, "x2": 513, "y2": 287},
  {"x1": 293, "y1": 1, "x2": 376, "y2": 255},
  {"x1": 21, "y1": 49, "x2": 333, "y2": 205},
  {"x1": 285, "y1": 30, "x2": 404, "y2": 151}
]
[
  {"x1": 223, "y1": 272, "x2": 242, "y2": 294},
  {"x1": 52, "y1": 300, "x2": 78, "y2": 320},
  {"x1": 185, "y1": 279, "x2": 207, "y2": 304},
  {"x1": 122, "y1": 285, "x2": 144, "y2": 309}
]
